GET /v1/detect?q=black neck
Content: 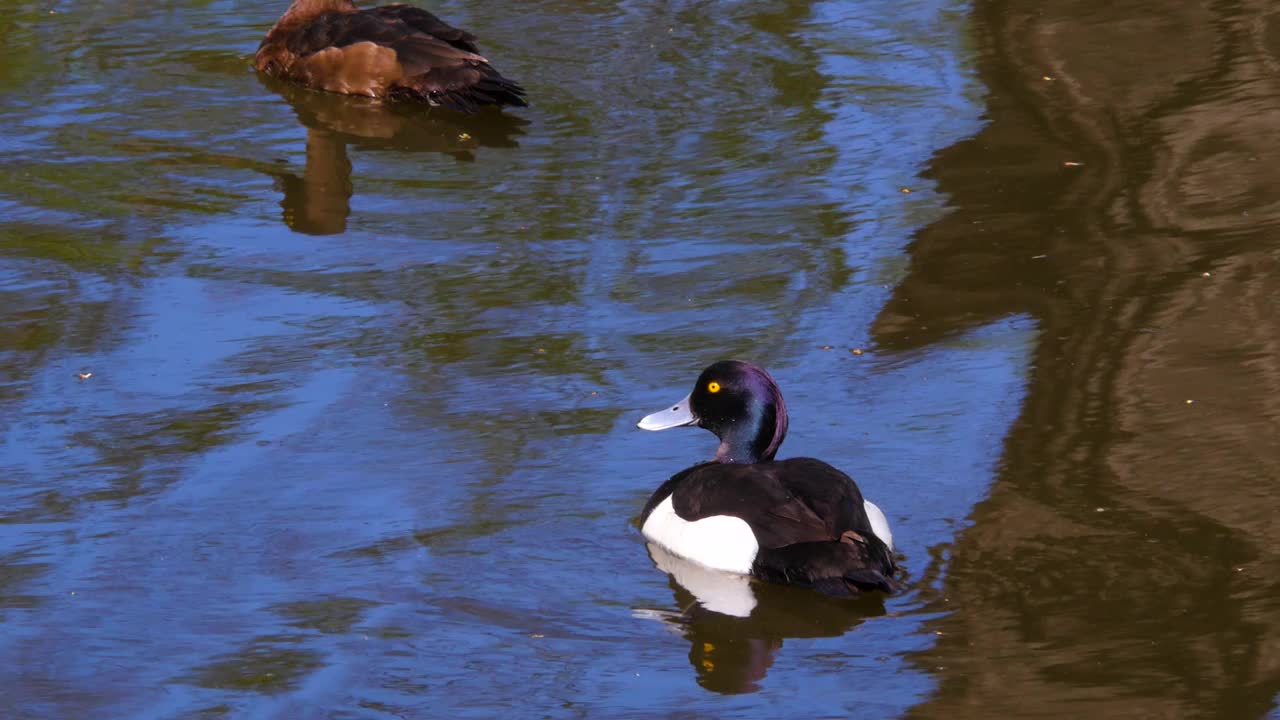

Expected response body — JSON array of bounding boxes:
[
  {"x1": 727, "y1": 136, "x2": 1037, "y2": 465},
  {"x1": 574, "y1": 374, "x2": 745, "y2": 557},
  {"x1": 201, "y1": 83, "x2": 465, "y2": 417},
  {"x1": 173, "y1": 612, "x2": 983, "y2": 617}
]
[{"x1": 713, "y1": 399, "x2": 781, "y2": 464}]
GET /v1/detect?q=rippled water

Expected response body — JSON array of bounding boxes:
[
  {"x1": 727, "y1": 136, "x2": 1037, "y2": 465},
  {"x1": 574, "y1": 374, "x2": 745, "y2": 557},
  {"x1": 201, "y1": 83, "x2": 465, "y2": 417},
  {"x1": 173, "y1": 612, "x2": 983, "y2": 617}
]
[{"x1": 2, "y1": 0, "x2": 1279, "y2": 717}]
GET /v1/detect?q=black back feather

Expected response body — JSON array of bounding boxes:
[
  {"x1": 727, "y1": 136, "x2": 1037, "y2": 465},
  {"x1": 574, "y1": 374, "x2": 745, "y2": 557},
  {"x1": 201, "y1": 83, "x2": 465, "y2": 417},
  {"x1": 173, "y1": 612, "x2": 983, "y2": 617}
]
[
  {"x1": 366, "y1": 5, "x2": 479, "y2": 52},
  {"x1": 642, "y1": 457, "x2": 899, "y2": 597}
]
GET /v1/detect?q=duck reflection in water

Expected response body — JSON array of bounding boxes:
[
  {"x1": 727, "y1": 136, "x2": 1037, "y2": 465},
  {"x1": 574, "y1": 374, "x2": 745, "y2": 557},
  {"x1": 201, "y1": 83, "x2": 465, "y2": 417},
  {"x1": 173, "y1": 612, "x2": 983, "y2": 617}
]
[
  {"x1": 257, "y1": 76, "x2": 527, "y2": 235},
  {"x1": 635, "y1": 544, "x2": 887, "y2": 694}
]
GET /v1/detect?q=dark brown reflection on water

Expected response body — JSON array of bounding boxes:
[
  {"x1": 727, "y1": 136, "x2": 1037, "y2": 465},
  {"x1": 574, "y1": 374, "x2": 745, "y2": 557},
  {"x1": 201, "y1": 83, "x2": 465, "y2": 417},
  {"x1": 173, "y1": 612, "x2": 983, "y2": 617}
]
[
  {"x1": 889, "y1": 0, "x2": 1280, "y2": 716},
  {"x1": 259, "y1": 77, "x2": 527, "y2": 235}
]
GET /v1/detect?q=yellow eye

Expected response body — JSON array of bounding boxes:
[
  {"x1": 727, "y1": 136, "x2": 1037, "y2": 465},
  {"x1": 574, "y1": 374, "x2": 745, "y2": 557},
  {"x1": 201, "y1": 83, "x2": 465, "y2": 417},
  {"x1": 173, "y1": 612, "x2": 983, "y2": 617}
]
[{"x1": 707, "y1": 381, "x2": 721, "y2": 393}]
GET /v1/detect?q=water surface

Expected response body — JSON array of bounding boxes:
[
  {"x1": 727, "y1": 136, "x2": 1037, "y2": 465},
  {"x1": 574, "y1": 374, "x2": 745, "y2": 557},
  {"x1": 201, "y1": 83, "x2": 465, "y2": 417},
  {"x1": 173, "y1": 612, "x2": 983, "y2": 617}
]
[{"x1": 1, "y1": 0, "x2": 1278, "y2": 718}]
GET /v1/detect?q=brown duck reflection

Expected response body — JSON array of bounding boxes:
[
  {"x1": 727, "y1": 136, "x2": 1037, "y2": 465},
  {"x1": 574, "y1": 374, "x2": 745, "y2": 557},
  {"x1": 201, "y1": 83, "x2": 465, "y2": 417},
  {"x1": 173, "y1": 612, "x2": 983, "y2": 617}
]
[
  {"x1": 258, "y1": 75, "x2": 526, "y2": 235},
  {"x1": 636, "y1": 544, "x2": 886, "y2": 695}
]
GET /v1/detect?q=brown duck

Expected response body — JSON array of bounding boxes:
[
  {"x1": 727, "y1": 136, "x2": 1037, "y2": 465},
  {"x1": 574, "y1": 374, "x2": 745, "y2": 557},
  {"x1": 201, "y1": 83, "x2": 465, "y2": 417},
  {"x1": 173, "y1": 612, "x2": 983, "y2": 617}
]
[{"x1": 255, "y1": 1, "x2": 526, "y2": 113}]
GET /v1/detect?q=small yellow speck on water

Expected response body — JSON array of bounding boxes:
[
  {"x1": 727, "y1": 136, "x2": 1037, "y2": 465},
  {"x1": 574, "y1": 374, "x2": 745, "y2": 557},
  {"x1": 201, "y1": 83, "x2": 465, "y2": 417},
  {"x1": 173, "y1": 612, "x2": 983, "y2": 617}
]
[
  {"x1": 1063, "y1": 161, "x2": 1084, "y2": 167},
  {"x1": 1201, "y1": 272, "x2": 1211, "y2": 277},
  {"x1": 899, "y1": 187, "x2": 911, "y2": 194},
  {"x1": 1096, "y1": 507, "x2": 1106, "y2": 513},
  {"x1": 820, "y1": 345, "x2": 833, "y2": 350},
  {"x1": 76, "y1": 371, "x2": 92, "y2": 381},
  {"x1": 1185, "y1": 399, "x2": 1195, "y2": 404},
  {"x1": 934, "y1": 630, "x2": 944, "y2": 636},
  {"x1": 535, "y1": 348, "x2": 546, "y2": 354},
  {"x1": 1042, "y1": 75, "x2": 1053, "y2": 81},
  {"x1": 850, "y1": 348, "x2": 864, "y2": 356},
  {"x1": 530, "y1": 633, "x2": 544, "y2": 639},
  {"x1": 457, "y1": 132, "x2": 472, "y2": 141}
]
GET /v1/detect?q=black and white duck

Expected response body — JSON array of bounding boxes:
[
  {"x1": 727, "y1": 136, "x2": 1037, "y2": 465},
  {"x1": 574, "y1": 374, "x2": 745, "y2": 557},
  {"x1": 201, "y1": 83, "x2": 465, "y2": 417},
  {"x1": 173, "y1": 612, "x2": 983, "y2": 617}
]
[{"x1": 637, "y1": 360, "x2": 899, "y2": 597}]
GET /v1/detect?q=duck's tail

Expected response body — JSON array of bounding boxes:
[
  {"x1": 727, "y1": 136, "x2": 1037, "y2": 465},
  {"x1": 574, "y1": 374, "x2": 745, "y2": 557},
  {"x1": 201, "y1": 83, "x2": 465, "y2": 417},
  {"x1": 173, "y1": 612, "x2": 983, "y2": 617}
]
[
  {"x1": 446, "y1": 71, "x2": 528, "y2": 112},
  {"x1": 753, "y1": 531, "x2": 901, "y2": 598}
]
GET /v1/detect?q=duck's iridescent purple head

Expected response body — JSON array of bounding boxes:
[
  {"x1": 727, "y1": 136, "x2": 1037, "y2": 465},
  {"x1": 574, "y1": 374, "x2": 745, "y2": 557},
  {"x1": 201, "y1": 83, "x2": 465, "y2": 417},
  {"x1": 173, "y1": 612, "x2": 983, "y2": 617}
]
[{"x1": 638, "y1": 360, "x2": 789, "y2": 464}]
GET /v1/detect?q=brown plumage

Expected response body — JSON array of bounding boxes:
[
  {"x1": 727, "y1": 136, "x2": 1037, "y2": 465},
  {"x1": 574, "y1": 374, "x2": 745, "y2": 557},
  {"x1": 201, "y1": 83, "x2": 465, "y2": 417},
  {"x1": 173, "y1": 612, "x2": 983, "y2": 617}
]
[{"x1": 254, "y1": 1, "x2": 526, "y2": 113}]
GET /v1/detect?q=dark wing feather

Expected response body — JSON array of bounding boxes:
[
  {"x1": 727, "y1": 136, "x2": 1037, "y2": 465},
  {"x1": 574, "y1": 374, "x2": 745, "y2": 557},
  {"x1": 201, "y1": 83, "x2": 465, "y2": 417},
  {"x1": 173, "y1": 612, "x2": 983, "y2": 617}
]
[
  {"x1": 771, "y1": 457, "x2": 869, "y2": 534},
  {"x1": 667, "y1": 458, "x2": 872, "y2": 548},
  {"x1": 754, "y1": 534, "x2": 900, "y2": 597},
  {"x1": 386, "y1": 33, "x2": 526, "y2": 109},
  {"x1": 384, "y1": 35, "x2": 483, "y2": 77},
  {"x1": 284, "y1": 11, "x2": 479, "y2": 59},
  {"x1": 283, "y1": 11, "x2": 386, "y2": 56},
  {"x1": 366, "y1": 4, "x2": 480, "y2": 52},
  {"x1": 387, "y1": 66, "x2": 526, "y2": 112}
]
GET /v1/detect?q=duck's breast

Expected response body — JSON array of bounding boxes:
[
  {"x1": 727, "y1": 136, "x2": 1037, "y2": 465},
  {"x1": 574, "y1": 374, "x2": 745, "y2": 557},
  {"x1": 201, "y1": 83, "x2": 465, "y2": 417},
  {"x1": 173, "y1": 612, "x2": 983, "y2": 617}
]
[{"x1": 641, "y1": 494, "x2": 758, "y2": 575}]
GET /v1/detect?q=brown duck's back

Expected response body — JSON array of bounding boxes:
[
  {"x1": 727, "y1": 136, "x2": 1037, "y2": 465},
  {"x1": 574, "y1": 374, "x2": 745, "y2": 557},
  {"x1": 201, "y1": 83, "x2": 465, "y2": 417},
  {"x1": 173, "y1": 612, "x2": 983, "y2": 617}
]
[{"x1": 254, "y1": 0, "x2": 526, "y2": 113}]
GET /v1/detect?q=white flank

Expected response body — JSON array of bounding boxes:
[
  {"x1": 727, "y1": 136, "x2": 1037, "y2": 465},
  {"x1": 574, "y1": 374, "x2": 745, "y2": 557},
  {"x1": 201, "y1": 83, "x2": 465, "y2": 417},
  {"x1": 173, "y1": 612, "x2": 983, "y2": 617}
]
[
  {"x1": 864, "y1": 499, "x2": 894, "y2": 551},
  {"x1": 647, "y1": 543, "x2": 757, "y2": 618},
  {"x1": 641, "y1": 495, "x2": 759, "y2": 575}
]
